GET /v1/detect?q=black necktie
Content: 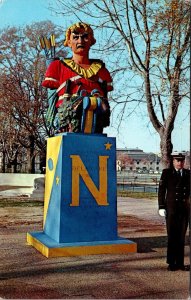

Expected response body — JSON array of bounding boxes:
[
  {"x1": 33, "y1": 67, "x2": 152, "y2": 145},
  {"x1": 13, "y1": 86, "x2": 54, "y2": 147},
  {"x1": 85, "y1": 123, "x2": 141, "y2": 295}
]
[{"x1": 177, "y1": 170, "x2": 181, "y2": 177}]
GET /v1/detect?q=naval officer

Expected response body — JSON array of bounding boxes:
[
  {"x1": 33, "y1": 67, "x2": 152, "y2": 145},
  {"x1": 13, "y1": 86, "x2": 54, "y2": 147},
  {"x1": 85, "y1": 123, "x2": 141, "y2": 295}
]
[{"x1": 158, "y1": 152, "x2": 190, "y2": 271}]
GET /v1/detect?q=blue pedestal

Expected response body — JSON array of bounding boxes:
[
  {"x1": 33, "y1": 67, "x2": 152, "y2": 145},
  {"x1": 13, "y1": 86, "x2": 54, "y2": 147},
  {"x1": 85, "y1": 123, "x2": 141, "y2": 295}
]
[{"x1": 27, "y1": 133, "x2": 137, "y2": 257}]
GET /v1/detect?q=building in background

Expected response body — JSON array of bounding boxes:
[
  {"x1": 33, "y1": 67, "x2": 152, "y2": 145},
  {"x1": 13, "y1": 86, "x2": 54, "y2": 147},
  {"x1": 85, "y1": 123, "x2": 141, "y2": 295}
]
[{"x1": 117, "y1": 148, "x2": 190, "y2": 173}]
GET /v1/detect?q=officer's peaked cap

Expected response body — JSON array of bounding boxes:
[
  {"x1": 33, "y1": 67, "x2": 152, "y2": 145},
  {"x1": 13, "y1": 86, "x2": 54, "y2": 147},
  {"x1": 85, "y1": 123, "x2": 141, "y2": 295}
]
[{"x1": 171, "y1": 151, "x2": 186, "y2": 160}]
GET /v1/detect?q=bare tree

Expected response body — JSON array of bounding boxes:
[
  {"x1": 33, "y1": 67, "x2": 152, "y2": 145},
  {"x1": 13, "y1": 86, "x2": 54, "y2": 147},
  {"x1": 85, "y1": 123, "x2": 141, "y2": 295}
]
[
  {"x1": 51, "y1": 0, "x2": 190, "y2": 167},
  {"x1": 0, "y1": 112, "x2": 22, "y2": 172},
  {"x1": 117, "y1": 151, "x2": 135, "y2": 170},
  {"x1": 0, "y1": 21, "x2": 66, "y2": 173}
]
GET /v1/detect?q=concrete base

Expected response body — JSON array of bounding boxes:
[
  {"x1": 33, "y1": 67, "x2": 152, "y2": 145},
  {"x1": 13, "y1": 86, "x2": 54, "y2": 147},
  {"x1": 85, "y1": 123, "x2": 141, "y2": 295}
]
[{"x1": 27, "y1": 232, "x2": 137, "y2": 258}]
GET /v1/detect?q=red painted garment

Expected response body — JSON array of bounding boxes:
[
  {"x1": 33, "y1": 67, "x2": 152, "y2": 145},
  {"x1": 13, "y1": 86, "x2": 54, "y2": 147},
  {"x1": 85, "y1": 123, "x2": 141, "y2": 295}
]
[{"x1": 42, "y1": 58, "x2": 113, "y2": 107}]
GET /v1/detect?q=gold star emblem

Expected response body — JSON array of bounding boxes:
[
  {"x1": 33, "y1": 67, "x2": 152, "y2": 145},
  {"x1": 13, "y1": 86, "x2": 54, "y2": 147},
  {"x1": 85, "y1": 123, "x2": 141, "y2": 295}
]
[
  {"x1": 56, "y1": 176, "x2": 60, "y2": 185},
  {"x1": 104, "y1": 142, "x2": 112, "y2": 150}
]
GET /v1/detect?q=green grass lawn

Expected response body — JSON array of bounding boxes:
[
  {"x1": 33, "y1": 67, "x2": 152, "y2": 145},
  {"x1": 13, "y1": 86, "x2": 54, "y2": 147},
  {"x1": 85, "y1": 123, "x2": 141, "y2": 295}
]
[
  {"x1": 0, "y1": 190, "x2": 157, "y2": 208},
  {"x1": 117, "y1": 190, "x2": 157, "y2": 199},
  {"x1": 0, "y1": 198, "x2": 44, "y2": 207}
]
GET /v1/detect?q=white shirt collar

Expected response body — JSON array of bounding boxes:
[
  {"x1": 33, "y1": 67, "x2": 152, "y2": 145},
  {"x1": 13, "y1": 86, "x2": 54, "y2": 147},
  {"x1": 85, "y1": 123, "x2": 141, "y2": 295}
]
[{"x1": 175, "y1": 168, "x2": 182, "y2": 174}]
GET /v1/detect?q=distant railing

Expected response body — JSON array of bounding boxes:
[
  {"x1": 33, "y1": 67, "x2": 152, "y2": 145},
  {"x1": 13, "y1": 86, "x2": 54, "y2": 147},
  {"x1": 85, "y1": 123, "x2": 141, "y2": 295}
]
[{"x1": 117, "y1": 172, "x2": 161, "y2": 193}]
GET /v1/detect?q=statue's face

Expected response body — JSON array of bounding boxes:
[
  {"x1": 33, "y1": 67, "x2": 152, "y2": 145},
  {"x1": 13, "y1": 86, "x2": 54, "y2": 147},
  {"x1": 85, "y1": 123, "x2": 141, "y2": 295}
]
[{"x1": 67, "y1": 28, "x2": 91, "y2": 55}]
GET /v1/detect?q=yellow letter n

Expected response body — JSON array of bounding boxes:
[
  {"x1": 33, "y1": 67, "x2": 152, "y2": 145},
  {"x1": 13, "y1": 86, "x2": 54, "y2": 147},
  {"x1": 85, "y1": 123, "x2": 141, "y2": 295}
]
[{"x1": 70, "y1": 155, "x2": 109, "y2": 207}]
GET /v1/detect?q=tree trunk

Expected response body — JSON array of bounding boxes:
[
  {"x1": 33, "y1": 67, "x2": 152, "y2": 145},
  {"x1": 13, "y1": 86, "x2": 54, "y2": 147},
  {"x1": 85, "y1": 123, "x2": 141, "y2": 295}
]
[
  {"x1": 40, "y1": 151, "x2": 46, "y2": 174},
  {"x1": 2, "y1": 149, "x2": 6, "y2": 173},
  {"x1": 13, "y1": 158, "x2": 18, "y2": 173},
  {"x1": 26, "y1": 135, "x2": 36, "y2": 174},
  {"x1": 159, "y1": 129, "x2": 173, "y2": 169}
]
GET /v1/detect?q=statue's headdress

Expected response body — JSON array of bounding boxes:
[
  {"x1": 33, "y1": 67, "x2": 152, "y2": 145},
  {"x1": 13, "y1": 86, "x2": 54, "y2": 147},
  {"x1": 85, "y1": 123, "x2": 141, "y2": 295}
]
[{"x1": 64, "y1": 22, "x2": 96, "y2": 47}]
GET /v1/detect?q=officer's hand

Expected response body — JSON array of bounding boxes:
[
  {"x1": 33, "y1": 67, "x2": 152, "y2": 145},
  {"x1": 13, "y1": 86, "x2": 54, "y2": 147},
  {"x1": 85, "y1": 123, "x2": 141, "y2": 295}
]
[{"x1": 159, "y1": 209, "x2": 166, "y2": 217}]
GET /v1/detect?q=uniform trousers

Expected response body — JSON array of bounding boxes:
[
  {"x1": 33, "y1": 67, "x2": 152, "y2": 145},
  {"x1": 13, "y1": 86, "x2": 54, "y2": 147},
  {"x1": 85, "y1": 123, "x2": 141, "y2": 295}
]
[{"x1": 166, "y1": 203, "x2": 189, "y2": 266}]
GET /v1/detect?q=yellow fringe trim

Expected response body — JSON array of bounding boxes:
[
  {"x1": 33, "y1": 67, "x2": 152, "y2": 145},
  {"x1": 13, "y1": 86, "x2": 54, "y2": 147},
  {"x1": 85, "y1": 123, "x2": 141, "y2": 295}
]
[{"x1": 63, "y1": 59, "x2": 103, "y2": 79}]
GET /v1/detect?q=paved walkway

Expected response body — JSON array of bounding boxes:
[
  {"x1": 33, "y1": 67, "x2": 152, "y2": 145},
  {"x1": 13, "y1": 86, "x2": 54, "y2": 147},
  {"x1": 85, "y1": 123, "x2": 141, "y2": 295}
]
[{"x1": 0, "y1": 197, "x2": 190, "y2": 299}]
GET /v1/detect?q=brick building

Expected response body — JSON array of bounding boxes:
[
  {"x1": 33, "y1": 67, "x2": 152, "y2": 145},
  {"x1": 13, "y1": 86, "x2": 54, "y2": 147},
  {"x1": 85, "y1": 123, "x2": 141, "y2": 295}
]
[{"x1": 116, "y1": 148, "x2": 189, "y2": 173}]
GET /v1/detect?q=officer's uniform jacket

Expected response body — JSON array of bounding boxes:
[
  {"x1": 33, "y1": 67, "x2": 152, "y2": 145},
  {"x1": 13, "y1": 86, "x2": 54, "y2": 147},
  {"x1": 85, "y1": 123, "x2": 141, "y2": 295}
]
[{"x1": 158, "y1": 168, "x2": 190, "y2": 212}]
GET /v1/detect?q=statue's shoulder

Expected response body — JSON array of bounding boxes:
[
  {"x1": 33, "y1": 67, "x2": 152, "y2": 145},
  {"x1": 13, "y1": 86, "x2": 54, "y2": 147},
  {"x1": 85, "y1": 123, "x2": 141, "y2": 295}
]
[{"x1": 90, "y1": 59, "x2": 105, "y2": 67}]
